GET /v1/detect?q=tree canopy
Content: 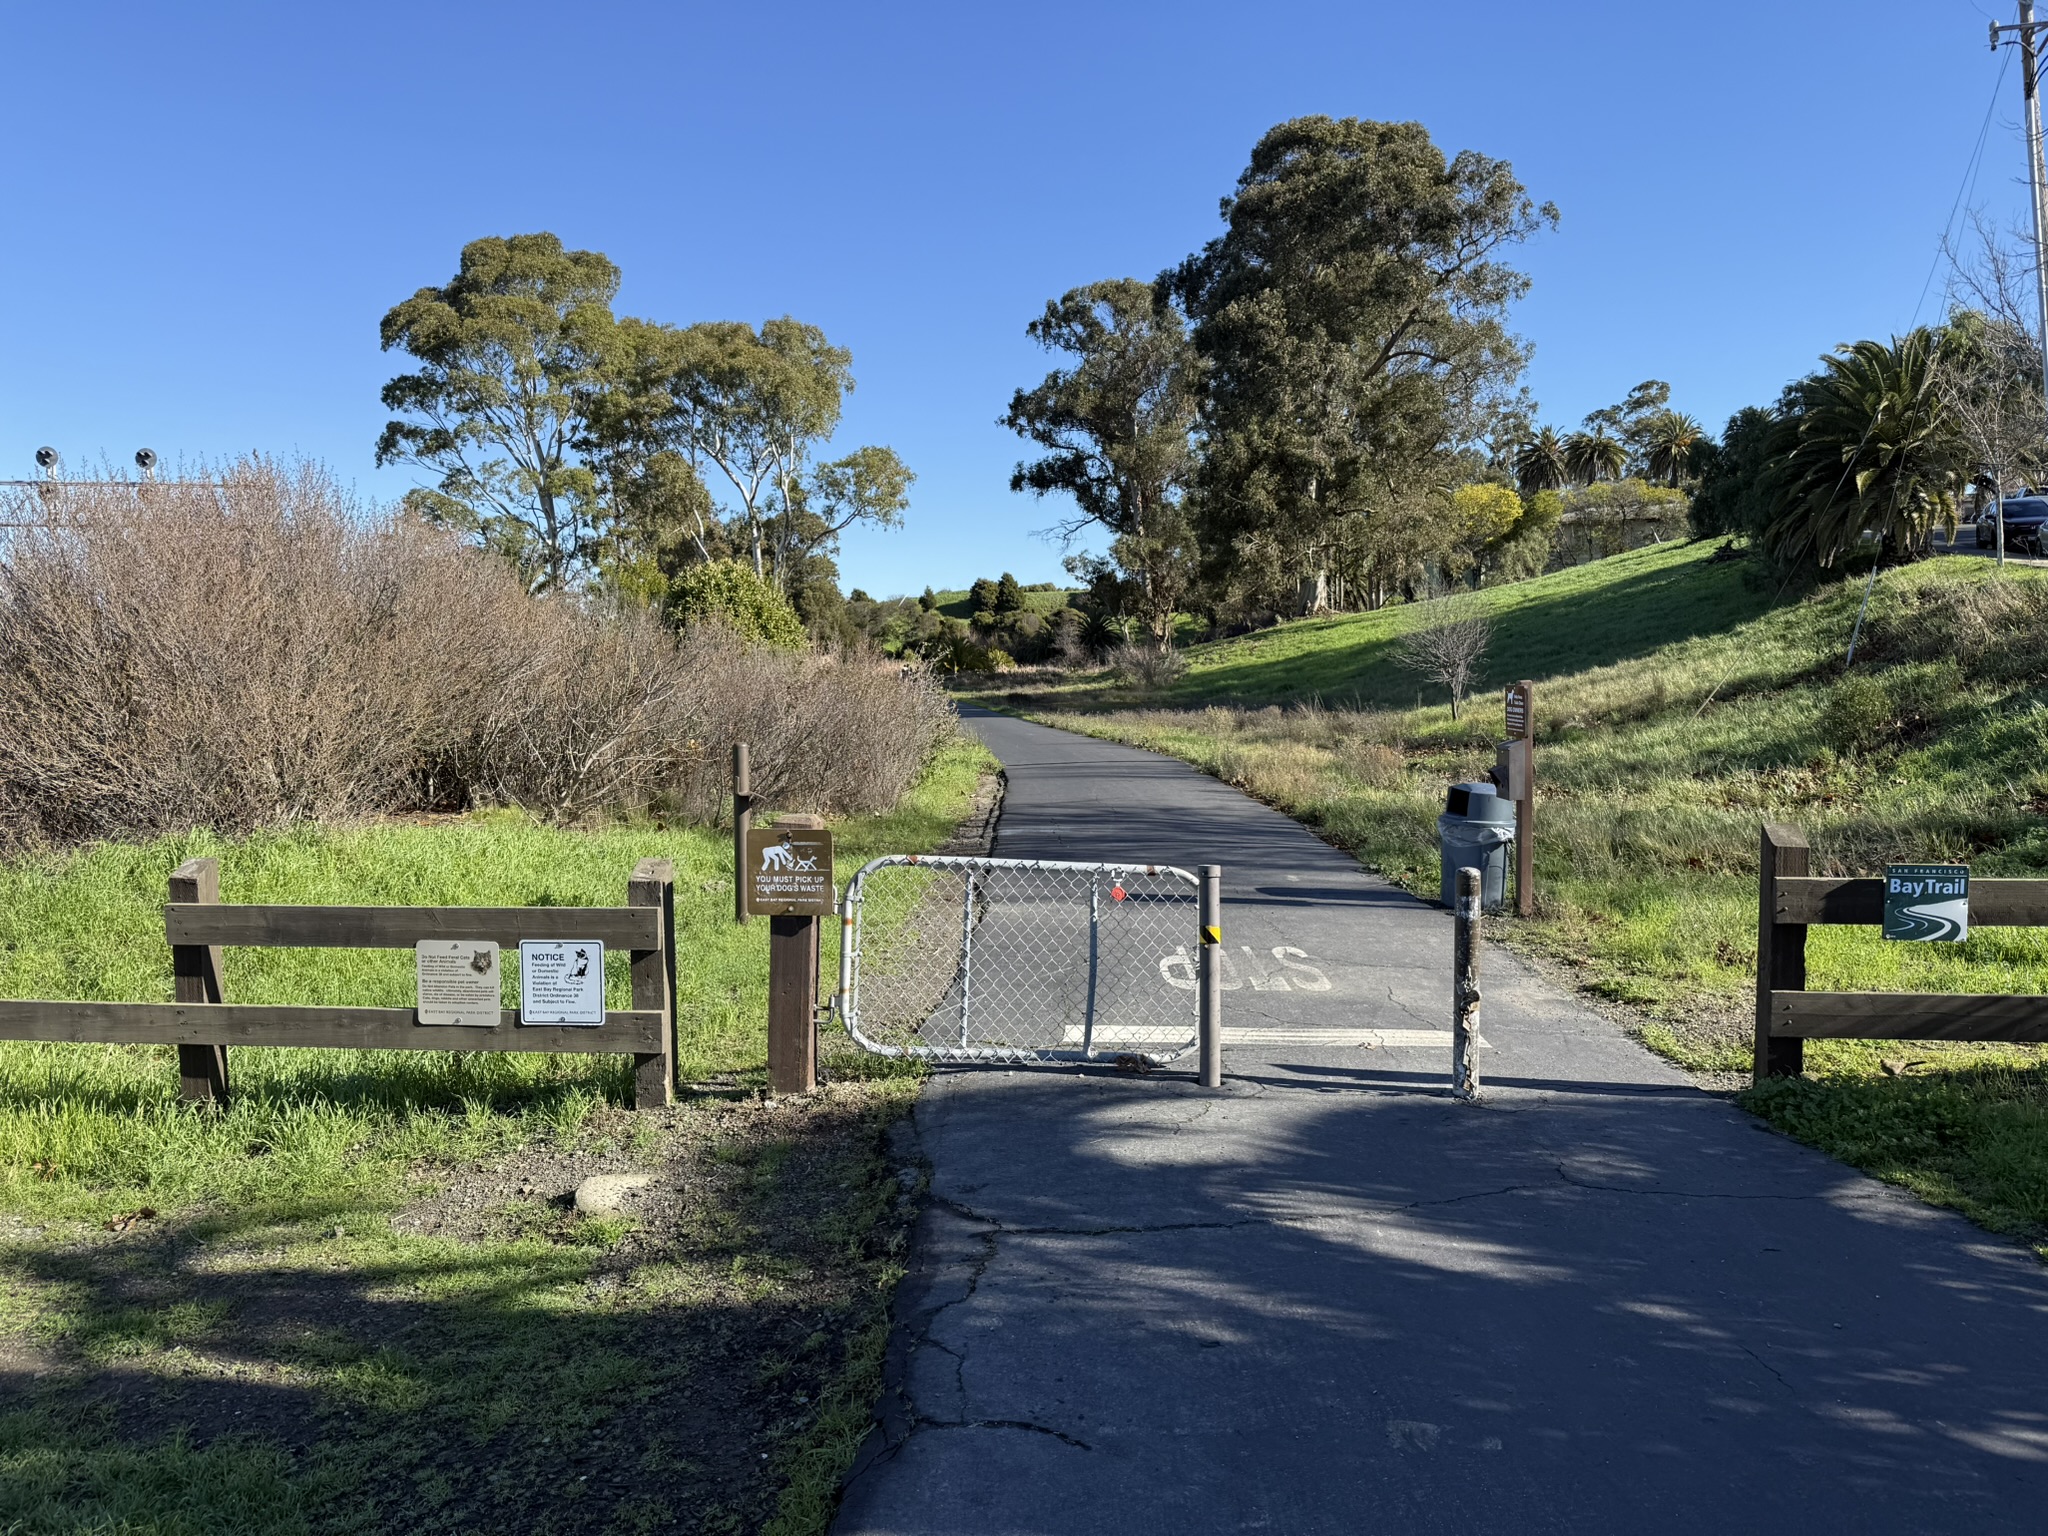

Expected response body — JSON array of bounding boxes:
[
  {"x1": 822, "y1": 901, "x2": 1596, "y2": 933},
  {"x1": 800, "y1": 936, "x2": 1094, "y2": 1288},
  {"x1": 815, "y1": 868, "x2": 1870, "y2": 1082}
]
[
  {"x1": 1003, "y1": 278, "x2": 1200, "y2": 641},
  {"x1": 378, "y1": 236, "x2": 911, "y2": 624},
  {"x1": 376, "y1": 234, "x2": 619, "y2": 593},
  {"x1": 1164, "y1": 116, "x2": 1554, "y2": 614}
]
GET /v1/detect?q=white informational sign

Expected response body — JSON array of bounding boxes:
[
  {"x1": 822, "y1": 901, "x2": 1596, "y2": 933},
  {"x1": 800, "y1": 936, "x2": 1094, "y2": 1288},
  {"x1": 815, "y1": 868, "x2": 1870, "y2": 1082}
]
[
  {"x1": 415, "y1": 940, "x2": 501, "y2": 1027},
  {"x1": 519, "y1": 940, "x2": 606, "y2": 1026}
]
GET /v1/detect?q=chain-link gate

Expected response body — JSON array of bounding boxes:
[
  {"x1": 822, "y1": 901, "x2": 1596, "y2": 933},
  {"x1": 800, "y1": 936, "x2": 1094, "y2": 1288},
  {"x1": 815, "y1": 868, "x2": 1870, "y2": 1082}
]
[{"x1": 838, "y1": 856, "x2": 1202, "y2": 1064}]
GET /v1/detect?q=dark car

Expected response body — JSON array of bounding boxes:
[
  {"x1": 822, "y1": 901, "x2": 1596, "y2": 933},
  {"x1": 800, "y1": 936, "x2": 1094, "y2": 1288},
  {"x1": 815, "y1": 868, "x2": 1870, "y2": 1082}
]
[{"x1": 1978, "y1": 497, "x2": 2048, "y2": 554}]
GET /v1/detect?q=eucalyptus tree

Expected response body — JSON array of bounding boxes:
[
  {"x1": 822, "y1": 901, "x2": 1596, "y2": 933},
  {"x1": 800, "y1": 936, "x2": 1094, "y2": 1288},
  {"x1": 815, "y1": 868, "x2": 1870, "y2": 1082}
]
[
  {"x1": 1003, "y1": 278, "x2": 1199, "y2": 641},
  {"x1": 1761, "y1": 331, "x2": 1964, "y2": 569},
  {"x1": 594, "y1": 315, "x2": 908, "y2": 589},
  {"x1": 376, "y1": 233, "x2": 620, "y2": 592},
  {"x1": 1563, "y1": 429, "x2": 1626, "y2": 485},
  {"x1": 1513, "y1": 426, "x2": 1569, "y2": 493},
  {"x1": 1165, "y1": 115, "x2": 1555, "y2": 613}
]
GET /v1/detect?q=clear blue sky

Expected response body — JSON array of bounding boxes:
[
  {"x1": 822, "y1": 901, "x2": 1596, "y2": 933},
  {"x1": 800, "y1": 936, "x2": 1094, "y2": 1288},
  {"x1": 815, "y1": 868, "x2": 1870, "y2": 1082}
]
[{"x1": 0, "y1": 1, "x2": 2032, "y2": 597}]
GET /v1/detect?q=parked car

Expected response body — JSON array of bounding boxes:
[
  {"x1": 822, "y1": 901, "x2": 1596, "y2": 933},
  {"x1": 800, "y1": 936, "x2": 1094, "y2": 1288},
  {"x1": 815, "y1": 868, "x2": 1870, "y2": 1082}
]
[{"x1": 1978, "y1": 497, "x2": 2048, "y2": 554}]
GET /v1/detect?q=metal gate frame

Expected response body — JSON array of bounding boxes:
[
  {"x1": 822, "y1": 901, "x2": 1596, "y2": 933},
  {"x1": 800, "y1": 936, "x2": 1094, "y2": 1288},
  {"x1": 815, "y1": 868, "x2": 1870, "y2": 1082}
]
[{"x1": 835, "y1": 854, "x2": 1220, "y2": 1074}]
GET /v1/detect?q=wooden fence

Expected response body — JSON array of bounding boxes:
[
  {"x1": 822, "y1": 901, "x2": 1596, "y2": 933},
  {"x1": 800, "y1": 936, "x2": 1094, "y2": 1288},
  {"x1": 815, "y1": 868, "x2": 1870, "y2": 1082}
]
[
  {"x1": 0, "y1": 856, "x2": 678, "y2": 1110},
  {"x1": 1756, "y1": 824, "x2": 2048, "y2": 1084}
]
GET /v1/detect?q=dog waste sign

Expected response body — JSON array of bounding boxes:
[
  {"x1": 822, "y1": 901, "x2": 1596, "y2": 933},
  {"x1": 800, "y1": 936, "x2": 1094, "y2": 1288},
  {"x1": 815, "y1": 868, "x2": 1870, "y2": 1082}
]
[
  {"x1": 746, "y1": 825, "x2": 835, "y2": 916},
  {"x1": 1884, "y1": 864, "x2": 1969, "y2": 943}
]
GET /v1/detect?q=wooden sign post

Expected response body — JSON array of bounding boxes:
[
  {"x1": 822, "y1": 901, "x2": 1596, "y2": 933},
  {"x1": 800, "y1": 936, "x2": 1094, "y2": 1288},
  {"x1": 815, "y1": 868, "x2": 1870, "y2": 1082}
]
[
  {"x1": 746, "y1": 816, "x2": 834, "y2": 1095},
  {"x1": 1501, "y1": 681, "x2": 1535, "y2": 918},
  {"x1": 732, "y1": 743, "x2": 753, "y2": 926}
]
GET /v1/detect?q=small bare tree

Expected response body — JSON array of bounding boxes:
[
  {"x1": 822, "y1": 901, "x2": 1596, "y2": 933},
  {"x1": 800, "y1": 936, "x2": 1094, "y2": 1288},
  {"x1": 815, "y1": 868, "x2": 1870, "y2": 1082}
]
[
  {"x1": 1937, "y1": 211, "x2": 2048, "y2": 565},
  {"x1": 1399, "y1": 599, "x2": 1493, "y2": 719}
]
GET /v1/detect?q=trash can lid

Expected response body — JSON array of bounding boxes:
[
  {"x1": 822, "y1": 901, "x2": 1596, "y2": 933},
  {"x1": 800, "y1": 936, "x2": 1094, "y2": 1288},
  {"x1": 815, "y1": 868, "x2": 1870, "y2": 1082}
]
[{"x1": 1445, "y1": 781, "x2": 1498, "y2": 817}]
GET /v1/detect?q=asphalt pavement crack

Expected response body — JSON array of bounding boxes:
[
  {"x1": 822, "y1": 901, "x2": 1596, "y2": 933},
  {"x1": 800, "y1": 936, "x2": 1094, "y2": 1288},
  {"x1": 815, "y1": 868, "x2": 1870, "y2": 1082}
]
[
  {"x1": 921, "y1": 1417, "x2": 1094, "y2": 1450},
  {"x1": 1738, "y1": 1343, "x2": 1796, "y2": 1395}
]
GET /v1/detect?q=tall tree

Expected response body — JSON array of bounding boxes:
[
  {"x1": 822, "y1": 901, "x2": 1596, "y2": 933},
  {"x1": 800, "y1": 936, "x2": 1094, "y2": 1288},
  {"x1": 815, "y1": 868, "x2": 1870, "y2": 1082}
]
[
  {"x1": 1563, "y1": 429, "x2": 1626, "y2": 484},
  {"x1": 1513, "y1": 426, "x2": 1569, "y2": 493},
  {"x1": 597, "y1": 316, "x2": 904, "y2": 589},
  {"x1": 1003, "y1": 279, "x2": 1199, "y2": 642},
  {"x1": 1762, "y1": 331, "x2": 1963, "y2": 569},
  {"x1": 1642, "y1": 410, "x2": 1706, "y2": 487},
  {"x1": 377, "y1": 233, "x2": 619, "y2": 593},
  {"x1": 1688, "y1": 404, "x2": 1780, "y2": 538},
  {"x1": 1167, "y1": 116, "x2": 1554, "y2": 613}
]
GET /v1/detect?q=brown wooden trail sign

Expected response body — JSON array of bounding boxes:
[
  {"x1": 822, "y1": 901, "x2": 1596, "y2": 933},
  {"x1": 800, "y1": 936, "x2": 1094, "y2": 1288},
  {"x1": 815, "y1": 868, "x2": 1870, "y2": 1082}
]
[
  {"x1": 748, "y1": 815, "x2": 832, "y2": 1096},
  {"x1": 1494, "y1": 680, "x2": 1535, "y2": 918},
  {"x1": 0, "y1": 856, "x2": 678, "y2": 1111}
]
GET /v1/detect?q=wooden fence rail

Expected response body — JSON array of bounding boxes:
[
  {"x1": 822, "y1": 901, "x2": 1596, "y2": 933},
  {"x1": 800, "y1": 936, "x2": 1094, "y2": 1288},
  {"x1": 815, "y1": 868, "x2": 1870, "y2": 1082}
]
[
  {"x1": 1755, "y1": 824, "x2": 2048, "y2": 1084},
  {"x1": 0, "y1": 855, "x2": 678, "y2": 1111}
]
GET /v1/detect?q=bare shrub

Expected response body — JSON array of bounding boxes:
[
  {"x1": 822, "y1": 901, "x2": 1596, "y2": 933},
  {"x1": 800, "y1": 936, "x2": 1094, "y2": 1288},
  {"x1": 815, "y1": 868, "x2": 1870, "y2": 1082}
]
[
  {"x1": 1108, "y1": 642, "x2": 1188, "y2": 689},
  {"x1": 0, "y1": 462, "x2": 954, "y2": 848},
  {"x1": 1398, "y1": 601, "x2": 1493, "y2": 719}
]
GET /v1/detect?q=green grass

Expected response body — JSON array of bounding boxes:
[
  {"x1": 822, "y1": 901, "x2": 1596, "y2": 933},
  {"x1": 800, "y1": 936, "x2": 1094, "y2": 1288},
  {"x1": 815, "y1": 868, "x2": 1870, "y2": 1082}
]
[
  {"x1": 1013, "y1": 542, "x2": 2048, "y2": 1257},
  {"x1": 923, "y1": 586, "x2": 1080, "y2": 623},
  {"x1": 0, "y1": 736, "x2": 993, "y2": 1534}
]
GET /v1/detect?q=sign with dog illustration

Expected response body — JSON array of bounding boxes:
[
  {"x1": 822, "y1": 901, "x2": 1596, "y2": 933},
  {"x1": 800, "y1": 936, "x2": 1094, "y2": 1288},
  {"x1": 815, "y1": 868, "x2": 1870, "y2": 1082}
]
[
  {"x1": 518, "y1": 940, "x2": 606, "y2": 1025},
  {"x1": 415, "y1": 939, "x2": 501, "y2": 1027},
  {"x1": 745, "y1": 825, "x2": 835, "y2": 916},
  {"x1": 1883, "y1": 864, "x2": 1970, "y2": 943}
]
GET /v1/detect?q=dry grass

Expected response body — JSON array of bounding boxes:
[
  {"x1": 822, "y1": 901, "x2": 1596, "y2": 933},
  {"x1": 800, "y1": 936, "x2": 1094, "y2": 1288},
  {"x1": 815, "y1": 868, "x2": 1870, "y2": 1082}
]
[{"x1": 0, "y1": 462, "x2": 954, "y2": 848}]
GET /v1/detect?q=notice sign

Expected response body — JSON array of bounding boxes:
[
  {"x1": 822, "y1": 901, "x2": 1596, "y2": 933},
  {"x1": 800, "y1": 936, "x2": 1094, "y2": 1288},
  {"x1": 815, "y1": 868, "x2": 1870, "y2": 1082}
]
[
  {"x1": 1884, "y1": 864, "x2": 1970, "y2": 943},
  {"x1": 518, "y1": 940, "x2": 605, "y2": 1025},
  {"x1": 745, "y1": 825, "x2": 835, "y2": 916},
  {"x1": 1505, "y1": 681, "x2": 1532, "y2": 741},
  {"x1": 415, "y1": 940, "x2": 501, "y2": 1027}
]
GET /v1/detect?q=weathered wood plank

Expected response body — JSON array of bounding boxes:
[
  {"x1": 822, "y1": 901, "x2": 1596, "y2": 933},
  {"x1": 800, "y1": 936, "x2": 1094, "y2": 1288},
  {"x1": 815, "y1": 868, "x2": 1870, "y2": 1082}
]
[
  {"x1": 0, "y1": 1001, "x2": 665, "y2": 1054},
  {"x1": 628, "y1": 858, "x2": 675, "y2": 1110},
  {"x1": 1774, "y1": 877, "x2": 2048, "y2": 928},
  {"x1": 163, "y1": 905, "x2": 659, "y2": 951},
  {"x1": 169, "y1": 857, "x2": 230, "y2": 1105},
  {"x1": 1770, "y1": 990, "x2": 2048, "y2": 1042},
  {"x1": 1756, "y1": 825, "x2": 1808, "y2": 1083}
]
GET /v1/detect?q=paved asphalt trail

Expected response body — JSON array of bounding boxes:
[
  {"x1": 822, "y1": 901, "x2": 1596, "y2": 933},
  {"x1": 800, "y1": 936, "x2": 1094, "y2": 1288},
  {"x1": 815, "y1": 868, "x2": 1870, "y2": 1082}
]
[{"x1": 833, "y1": 708, "x2": 2048, "y2": 1535}]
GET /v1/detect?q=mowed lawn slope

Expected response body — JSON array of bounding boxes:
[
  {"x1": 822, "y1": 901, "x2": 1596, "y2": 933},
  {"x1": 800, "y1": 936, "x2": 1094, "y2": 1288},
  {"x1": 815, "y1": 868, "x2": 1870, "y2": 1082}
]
[
  {"x1": 0, "y1": 738, "x2": 991, "y2": 1536},
  {"x1": 1027, "y1": 544, "x2": 2048, "y2": 1256}
]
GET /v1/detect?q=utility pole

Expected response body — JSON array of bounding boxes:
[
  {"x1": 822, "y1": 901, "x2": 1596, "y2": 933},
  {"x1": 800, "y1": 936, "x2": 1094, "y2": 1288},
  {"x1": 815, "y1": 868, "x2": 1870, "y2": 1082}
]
[{"x1": 1994, "y1": 6, "x2": 2048, "y2": 492}]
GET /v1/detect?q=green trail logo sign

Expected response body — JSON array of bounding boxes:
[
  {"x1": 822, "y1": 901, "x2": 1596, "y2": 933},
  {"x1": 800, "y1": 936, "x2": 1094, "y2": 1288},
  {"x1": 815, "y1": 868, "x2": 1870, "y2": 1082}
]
[{"x1": 1883, "y1": 864, "x2": 1970, "y2": 942}]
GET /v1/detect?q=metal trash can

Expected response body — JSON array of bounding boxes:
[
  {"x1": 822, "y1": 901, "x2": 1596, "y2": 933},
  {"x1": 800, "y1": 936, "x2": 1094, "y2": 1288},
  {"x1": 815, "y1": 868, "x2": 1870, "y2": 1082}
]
[{"x1": 1438, "y1": 782, "x2": 1516, "y2": 912}]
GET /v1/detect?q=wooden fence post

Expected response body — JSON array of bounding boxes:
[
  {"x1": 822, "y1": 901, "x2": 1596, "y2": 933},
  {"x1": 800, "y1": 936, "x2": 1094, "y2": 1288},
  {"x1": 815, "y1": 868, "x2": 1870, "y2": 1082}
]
[
  {"x1": 629, "y1": 858, "x2": 676, "y2": 1110},
  {"x1": 1755, "y1": 823, "x2": 1809, "y2": 1085},
  {"x1": 765, "y1": 814, "x2": 821, "y2": 1096},
  {"x1": 733, "y1": 743, "x2": 752, "y2": 926},
  {"x1": 167, "y1": 857, "x2": 230, "y2": 1107}
]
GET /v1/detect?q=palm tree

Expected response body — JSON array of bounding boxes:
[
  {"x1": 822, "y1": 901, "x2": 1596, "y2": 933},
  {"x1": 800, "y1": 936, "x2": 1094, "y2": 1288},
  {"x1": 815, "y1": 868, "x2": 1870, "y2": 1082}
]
[
  {"x1": 1761, "y1": 330, "x2": 1962, "y2": 569},
  {"x1": 1512, "y1": 427, "x2": 1569, "y2": 494},
  {"x1": 1642, "y1": 410, "x2": 1706, "y2": 487},
  {"x1": 1563, "y1": 429, "x2": 1627, "y2": 485}
]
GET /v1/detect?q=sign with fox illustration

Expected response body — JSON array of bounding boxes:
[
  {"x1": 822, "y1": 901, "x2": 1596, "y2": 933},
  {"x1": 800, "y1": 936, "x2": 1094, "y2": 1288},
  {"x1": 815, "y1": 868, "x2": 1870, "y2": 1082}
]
[{"x1": 745, "y1": 825, "x2": 835, "y2": 916}]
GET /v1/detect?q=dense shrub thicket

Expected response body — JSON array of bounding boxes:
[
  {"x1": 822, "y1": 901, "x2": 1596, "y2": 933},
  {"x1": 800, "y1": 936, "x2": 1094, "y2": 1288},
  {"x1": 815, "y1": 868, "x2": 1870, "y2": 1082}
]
[{"x1": 0, "y1": 462, "x2": 954, "y2": 849}]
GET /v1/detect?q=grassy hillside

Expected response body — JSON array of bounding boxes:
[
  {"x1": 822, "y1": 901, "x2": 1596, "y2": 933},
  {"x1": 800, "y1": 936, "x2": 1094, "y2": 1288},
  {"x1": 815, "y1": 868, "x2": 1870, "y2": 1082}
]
[
  {"x1": 0, "y1": 738, "x2": 992, "y2": 1536},
  {"x1": 925, "y1": 586, "x2": 1080, "y2": 622},
  {"x1": 1028, "y1": 543, "x2": 2048, "y2": 1256}
]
